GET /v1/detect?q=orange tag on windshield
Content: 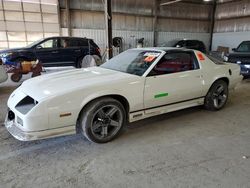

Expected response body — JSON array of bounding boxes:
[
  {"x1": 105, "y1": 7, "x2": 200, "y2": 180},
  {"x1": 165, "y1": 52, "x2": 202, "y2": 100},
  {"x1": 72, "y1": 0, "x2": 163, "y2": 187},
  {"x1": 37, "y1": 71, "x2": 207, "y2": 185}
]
[
  {"x1": 197, "y1": 53, "x2": 205, "y2": 61},
  {"x1": 144, "y1": 56, "x2": 156, "y2": 62}
]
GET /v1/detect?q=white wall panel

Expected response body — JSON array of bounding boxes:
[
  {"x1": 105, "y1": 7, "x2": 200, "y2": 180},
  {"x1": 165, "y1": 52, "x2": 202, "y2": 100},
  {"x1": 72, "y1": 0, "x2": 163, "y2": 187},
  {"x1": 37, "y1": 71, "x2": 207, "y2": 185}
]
[
  {"x1": 157, "y1": 32, "x2": 210, "y2": 49},
  {"x1": 7, "y1": 32, "x2": 26, "y2": 41},
  {"x1": 70, "y1": 28, "x2": 154, "y2": 53},
  {"x1": 5, "y1": 11, "x2": 23, "y2": 21},
  {"x1": 25, "y1": 22, "x2": 43, "y2": 31},
  {"x1": 3, "y1": 1, "x2": 22, "y2": 11},
  {"x1": 22, "y1": 0, "x2": 40, "y2": 3},
  {"x1": 212, "y1": 31, "x2": 250, "y2": 51},
  {"x1": 1, "y1": 0, "x2": 59, "y2": 49},
  {"x1": 0, "y1": 41, "x2": 8, "y2": 48},
  {"x1": 6, "y1": 21, "x2": 25, "y2": 31},
  {"x1": 42, "y1": 13, "x2": 58, "y2": 23},
  {"x1": 43, "y1": 23, "x2": 59, "y2": 32},
  {"x1": 23, "y1": 2, "x2": 41, "y2": 12},
  {"x1": 41, "y1": 4, "x2": 57, "y2": 14},
  {"x1": 0, "y1": 20, "x2": 5, "y2": 30},
  {"x1": 41, "y1": 0, "x2": 57, "y2": 5},
  {"x1": 26, "y1": 32, "x2": 43, "y2": 41},
  {"x1": 71, "y1": 28, "x2": 105, "y2": 50},
  {"x1": 0, "y1": 10, "x2": 3, "y2": 20},
  {"x1": 24, "y1": 13, "x2": 42, "y2": 22},
  {"x1": 0, "y1": 31, "x2": 7, "y2": 40},
  {"x1": 9, "y1": 41, "x2": 27, "y2": 48},
  {"x1": 44, "y1": 32, "x2": 59, "y2": 37},
  {"x1": 113, "y1": 30, "x2": 154, "y2": 49}
]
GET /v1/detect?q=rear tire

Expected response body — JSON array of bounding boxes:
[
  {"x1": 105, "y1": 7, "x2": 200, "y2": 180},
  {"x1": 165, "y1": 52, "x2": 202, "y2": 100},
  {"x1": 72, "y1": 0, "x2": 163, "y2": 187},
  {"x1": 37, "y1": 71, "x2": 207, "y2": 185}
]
[
  {"x1": 204, "y1": 80, "x2": 228, "y2": 111},
  {"x1": 79, "y1": 97, "x2": 126, "y2": 143}
]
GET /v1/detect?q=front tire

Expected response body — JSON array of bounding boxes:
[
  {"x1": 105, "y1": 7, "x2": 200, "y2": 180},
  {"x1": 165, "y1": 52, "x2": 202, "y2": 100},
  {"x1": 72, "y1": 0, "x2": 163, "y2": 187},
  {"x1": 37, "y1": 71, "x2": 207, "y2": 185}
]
[
  {"x1": 79, "y1": 97, "x2": 126, "y2": 143},
  {"x1": 204, "y1": 80, "x2": 228, "y2": 111}
]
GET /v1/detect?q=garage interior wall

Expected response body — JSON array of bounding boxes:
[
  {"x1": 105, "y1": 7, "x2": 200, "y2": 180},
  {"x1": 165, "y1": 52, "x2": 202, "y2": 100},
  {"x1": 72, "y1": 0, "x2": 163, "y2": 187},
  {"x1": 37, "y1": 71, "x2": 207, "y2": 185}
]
[
  {"x1": 0, "y1": 0, "x2": 60, "y2": 50},
  {"x1": 59, "y1": 0, "x2": 212, "y2": 53},
  {"x1": 212, "y1": 0, "x2": 250, "y2": 51}
]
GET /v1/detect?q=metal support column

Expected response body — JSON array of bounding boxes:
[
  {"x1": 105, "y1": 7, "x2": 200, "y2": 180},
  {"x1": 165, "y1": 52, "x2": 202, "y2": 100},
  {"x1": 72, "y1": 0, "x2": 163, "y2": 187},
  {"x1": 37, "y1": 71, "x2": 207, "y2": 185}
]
[
  {"x1": 209, "y1": 0, "x2": 217, "y2": 51},
  {"x1": 104, "y1": 0, "x2": 113, "y2": 59},
  {"x1": 65, "y1": 0, "x2": 71, "y2": 36},
  {"x1": 153, "y1": 0, "x2": 159, "y2": 47}
]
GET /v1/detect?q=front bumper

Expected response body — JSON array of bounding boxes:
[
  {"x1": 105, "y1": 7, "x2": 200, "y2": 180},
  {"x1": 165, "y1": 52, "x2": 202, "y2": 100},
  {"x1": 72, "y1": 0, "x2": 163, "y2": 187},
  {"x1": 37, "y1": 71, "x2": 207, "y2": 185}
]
[
  {"x1": 5, "y1": 118, "x2": 36, "y2": 141},
  {"x1": 5, "y1": 113, "x2": 76, "y2": 141},
  {"x1": 240, "y1": 65, "x2": 250, "y2": 76}
]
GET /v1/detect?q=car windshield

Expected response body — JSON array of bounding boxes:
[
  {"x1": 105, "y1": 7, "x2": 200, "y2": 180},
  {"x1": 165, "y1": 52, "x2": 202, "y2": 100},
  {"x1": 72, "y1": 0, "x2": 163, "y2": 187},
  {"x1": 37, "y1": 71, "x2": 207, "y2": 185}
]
[
  {"x1": 101, "y1": 50, "x2": 162, "y2": 76},
  {"x1": 25, "y1": 38, "x2": 45, "y2": 48},
  {"x1": 237, "y1": 41, "x2": 250, "y2": 52}
]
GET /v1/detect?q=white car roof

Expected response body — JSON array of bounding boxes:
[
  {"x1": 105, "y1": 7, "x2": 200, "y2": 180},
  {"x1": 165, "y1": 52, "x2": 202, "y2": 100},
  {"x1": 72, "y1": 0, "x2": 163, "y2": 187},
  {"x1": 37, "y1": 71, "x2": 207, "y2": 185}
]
[{"x1": 130, "y1": 47, "x2": 197, "y2": 53}]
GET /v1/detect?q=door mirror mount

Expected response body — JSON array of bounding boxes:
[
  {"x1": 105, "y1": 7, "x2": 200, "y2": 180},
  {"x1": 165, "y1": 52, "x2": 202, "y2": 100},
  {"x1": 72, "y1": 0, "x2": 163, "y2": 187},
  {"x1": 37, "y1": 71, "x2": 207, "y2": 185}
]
[{"x1": 36, "y1": 45, "x2": 42, "y2": 49}]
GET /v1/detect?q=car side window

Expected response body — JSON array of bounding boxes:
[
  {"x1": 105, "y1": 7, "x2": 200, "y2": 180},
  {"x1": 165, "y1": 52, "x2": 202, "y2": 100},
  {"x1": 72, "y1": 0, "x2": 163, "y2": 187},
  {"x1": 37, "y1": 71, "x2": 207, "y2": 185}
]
[
  {"x1": 78, "y1": 39, "x2": 88, "y2": 47},
  {"x1": 38, "y1": 39, "x2": 57, "y2": 49},
  {"x1": 148, "y1": 52, "x2": 199, "y2": 76}
]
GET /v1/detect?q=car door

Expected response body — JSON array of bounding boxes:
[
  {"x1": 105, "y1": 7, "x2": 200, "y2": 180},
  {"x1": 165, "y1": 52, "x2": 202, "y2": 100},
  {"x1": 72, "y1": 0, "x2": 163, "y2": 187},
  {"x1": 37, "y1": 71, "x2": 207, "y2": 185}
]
[
  {"x1": 144, "y1": 51, "x2": 204, "y2": 110},
  {"x1": 57, "y1": 38, "x2": 84, "y2": 67},
  {"x1": 34, "y1": 38, "x2": 61, "y2": 66}
]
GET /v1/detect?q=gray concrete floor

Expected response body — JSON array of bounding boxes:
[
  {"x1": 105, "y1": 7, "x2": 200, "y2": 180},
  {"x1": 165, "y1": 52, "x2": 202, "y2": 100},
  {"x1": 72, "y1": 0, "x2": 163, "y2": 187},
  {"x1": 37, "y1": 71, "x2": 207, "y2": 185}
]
[{"x1": 0, "y1": 77, "x2": 249, "y2": 188}]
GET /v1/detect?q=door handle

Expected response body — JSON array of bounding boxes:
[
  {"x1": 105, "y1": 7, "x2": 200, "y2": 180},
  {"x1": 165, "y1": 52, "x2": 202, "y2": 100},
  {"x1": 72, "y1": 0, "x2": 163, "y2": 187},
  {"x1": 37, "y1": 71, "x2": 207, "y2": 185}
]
[
  {"x1": 74, "y1": 49, "x2": 81, "y2": 52},
  {"x1": 52, "y1": 51, "x2": 59, "y2": 54}
]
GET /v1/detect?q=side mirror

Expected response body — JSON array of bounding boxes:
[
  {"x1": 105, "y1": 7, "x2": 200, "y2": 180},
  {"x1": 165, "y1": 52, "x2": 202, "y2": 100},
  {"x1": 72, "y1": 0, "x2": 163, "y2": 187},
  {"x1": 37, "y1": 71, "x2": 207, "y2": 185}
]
[
  {"x1": 36, "y1": 45, "x2": 42, "y2": 49},
  {"x1": 176, "y1": 45, "x2": 181, "y2": 48},
  {"x1": 232, "y1": 48, "x2": 237, "y2": 52}
]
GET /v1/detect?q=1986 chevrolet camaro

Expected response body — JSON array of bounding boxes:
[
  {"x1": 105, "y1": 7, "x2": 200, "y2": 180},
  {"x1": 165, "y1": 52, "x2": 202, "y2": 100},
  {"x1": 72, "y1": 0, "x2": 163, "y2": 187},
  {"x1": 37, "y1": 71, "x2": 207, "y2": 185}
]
[{"x1": 5, "y1": 48, "x2": 242, "y2": 143}]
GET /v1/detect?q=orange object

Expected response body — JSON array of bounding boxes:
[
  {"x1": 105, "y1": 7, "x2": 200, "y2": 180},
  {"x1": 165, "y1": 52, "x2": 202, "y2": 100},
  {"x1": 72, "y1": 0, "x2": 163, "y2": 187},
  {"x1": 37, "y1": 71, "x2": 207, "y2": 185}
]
[
  {"x1": 197, "y1": 53, "x2": 205, "y2": 61},
  {"x1": 21, "y1": 61, "x2": 32, "y2": 73},
  {"x1": 144, "y1": 56, "x2": 156, "y2": 62}
]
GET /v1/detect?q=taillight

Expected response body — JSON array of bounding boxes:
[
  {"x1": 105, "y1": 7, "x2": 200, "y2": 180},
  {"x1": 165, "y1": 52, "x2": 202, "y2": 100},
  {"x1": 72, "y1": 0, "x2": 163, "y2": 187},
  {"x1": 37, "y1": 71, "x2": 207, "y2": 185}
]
[{"x1": 0, "y1": 59, "x2": 2, "y2": 65}]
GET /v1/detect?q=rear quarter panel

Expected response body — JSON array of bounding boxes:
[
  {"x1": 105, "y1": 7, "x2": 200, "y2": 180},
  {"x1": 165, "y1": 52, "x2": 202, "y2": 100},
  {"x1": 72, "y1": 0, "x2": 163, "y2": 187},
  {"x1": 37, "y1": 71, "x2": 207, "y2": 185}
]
[{"x1": 195, "y1": 51, "x2": 242, "y2": 96}]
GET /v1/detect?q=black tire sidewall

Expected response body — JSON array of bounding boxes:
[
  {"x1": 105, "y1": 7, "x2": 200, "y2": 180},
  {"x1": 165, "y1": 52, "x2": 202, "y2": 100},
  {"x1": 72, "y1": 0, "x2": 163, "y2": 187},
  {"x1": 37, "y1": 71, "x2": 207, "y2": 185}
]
[
  {"x1": 205, "y1": 80, "x2": 228, "y2": 111},
  {"x1": 80, "y1": 98, "x2": 126, "y2": 143},
  {"x1": 76, "y1": 56, "x2": 84, "y2": 68}
]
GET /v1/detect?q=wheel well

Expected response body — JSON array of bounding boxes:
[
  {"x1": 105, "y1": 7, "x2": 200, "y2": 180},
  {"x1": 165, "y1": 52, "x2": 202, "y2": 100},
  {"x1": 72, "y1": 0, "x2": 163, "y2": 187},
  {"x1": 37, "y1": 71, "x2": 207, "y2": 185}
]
[
  {"x1": 76, "y1": 95, "x2": 130, "y2": 126},
  {"x1": 215, "y1": 77, "x2": 229, "y2": 85}
]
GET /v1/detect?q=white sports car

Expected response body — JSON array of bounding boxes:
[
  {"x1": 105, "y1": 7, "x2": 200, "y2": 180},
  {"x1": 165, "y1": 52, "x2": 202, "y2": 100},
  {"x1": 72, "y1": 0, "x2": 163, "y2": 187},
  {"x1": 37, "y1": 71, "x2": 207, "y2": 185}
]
[{"x1": 5, "y1": 48, "x2": 242, "y2": 143}]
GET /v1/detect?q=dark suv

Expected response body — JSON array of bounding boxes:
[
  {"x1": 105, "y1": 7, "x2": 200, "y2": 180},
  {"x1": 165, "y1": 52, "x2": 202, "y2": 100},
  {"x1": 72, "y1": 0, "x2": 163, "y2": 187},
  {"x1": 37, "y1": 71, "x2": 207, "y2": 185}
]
[
  {"x1": 223, "y1": 41, "x2": 250, "y2": 78},
  {"x1": 0, "y1": 37, "x2": 101, "y2": 68},
  {"x1": 173, "y1": 39, "x2": 207, "y2": 53}
]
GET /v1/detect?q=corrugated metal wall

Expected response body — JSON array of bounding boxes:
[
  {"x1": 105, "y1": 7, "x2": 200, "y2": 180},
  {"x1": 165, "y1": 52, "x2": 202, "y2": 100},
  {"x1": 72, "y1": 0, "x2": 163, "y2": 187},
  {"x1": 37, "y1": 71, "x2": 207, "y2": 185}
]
[
  {"x1": 212, "y1": 0, "x2": 250, "y2": 51},
  {"x1": 60, "y1": 0, "x2": 212, "y2": 52},
  {"x1": 0, "y1": 0, "x2": 60, "y2": 50}
]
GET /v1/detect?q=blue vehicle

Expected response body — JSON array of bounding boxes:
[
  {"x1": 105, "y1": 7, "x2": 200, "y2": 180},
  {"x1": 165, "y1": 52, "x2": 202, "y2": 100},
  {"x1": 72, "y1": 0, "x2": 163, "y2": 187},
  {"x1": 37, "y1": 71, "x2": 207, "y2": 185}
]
[
  {"x1": 0, "y1": 37, "x2": 101, "y2": 68},
  {"x1": 224, "y1": 41, "x2": 250, "y2": 79}
]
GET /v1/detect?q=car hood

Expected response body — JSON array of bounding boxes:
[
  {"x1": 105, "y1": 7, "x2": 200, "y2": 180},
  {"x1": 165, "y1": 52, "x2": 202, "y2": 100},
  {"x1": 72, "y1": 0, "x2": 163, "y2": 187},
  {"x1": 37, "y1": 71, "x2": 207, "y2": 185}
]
[
  {"x1": 226, "y1": 52, "x2": 250, "y2": 64},
  {"x1": 228, "y1": 52, "x2": 250, "y2": 56},
  {"x1": 19, "y1": 67, "x2": 137, "y2": 101},
  {"x1": 0, "y1": 47, "x2": 29, "y2": 54}
]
